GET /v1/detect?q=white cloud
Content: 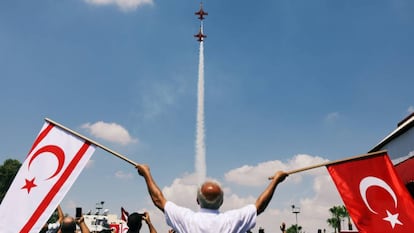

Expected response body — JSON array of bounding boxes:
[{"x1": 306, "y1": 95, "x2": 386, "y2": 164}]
[
  {"x1": 224, "y1": 160, "x2": 287, "y2": 186},
  {"x1": 224, "y1": 154, "x2": 328, "y2": 186},
  {"x1": 115, "y1": 170, "x2": 134, "y2": 180},
  {"x1": 162, "y1": 174, "x2": 199, "y2": 210},
  {"x1": 81, "y1": 121, "x2": 138, "y2": 145},
  {"x1": 84, "y1": 0, "x2": 153, "y2": 11}
]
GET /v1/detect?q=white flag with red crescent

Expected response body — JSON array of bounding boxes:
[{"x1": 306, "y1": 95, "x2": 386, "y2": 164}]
[{"x1": 0, "y1": 122, "x2": 96, "y2": 233}]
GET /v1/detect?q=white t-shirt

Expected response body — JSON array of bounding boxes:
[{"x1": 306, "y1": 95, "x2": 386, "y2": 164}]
[
  {"x1": 46, "y1": 222, "x2": 60, "y2": 233},
  {"x1": 164, "y1": 201, "x2": 257, "y2": 233}
]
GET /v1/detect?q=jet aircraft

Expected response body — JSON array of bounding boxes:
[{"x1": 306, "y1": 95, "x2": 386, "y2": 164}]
[
  {"x1": 195, "y1": 2, "x2": 208, "y2": 20},
  {"x1": 194, "y1": 27, "x2": 207, "y2": 42}
]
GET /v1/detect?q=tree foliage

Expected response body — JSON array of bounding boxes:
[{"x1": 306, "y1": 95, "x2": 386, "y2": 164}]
[
  {"x1": 327, "y1": 205, "x2": 349, "y2": 233},
  {"x1": 0, "y1": 159, "x2": 22, "y2": 203},
  {"x1": 286, "y1": 224, "x2": 302, "y2": 233}
]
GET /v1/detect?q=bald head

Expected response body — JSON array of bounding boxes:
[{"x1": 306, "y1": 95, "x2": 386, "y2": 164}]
[
  {"x1": 60, "y1": 216, "x2": 76, "y2": 233},
  {"x1": 197, "y1": 181, "x2": 223, "y2": 210}
]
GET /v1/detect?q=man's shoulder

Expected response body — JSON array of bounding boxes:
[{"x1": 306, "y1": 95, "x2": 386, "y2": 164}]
[
  {"x1": 165, "y1": 201, "x2": 193, "y2": 211},
  {"x1": 223, "y1": 204, "x2": 256, "y2": 215}
]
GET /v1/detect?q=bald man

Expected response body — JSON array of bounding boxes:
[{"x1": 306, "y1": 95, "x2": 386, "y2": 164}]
[
  {"x1": 136, "y1": 164, "x2": 288, "y2": 233},
  {"x1": 58, "y1": 216, "x2": 90, "y2": 233}
]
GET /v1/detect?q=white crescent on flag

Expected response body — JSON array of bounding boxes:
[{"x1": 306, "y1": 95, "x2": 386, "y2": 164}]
[
  {"x1": 359, "y1": 176, "x2": 403, "y2": 228},
  {"x1": 359, "y1": 176, "x2": 398, "y2": 214}
]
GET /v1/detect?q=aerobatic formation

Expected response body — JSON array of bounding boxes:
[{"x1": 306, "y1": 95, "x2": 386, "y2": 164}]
[{"x1": 194, "y1": 2, "x2": 207, "y2": 42}]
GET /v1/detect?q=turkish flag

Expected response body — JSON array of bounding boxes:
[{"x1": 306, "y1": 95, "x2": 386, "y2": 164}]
[
  {"x1": 327, "y1": 152, "x2": 414, "y2": 233},
  {"x1": 0, "y1": 122, "x2": 96, "y2": 233}
]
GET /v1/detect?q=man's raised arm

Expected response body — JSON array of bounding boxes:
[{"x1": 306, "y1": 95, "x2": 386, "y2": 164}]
[
  {"x1": 136, "y1": 164, "x2": 167, "y2": 211},
  {"x1": 57, "y1": 205, "x2": 64, "y2": 225},
  {"x1": 143, "y1": 212, "x2": 158, "y2": 233},
  {"x1": 255, "y1": 171, "x2": 288, "y2": 215}
]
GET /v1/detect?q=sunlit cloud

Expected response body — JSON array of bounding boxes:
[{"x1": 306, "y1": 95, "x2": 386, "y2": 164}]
[
  {"x1": 224, "y1": 154, "x2": 328, "y2": 186},
  {"x1": 81, "y1": 121, "x2": 138, "y2": 145},
  {"x1": 224, "y1": 160, "x2": 287, "y2": 187},
  {"x1": 84, "y1": 0, "x2": 153, "y2": 11}
]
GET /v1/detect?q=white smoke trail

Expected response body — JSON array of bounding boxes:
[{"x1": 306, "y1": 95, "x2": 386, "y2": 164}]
[{"x1": 195, "y1": 38, "x2": 206, "y2": 185}]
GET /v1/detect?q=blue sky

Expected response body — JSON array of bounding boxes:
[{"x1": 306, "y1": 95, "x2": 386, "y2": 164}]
[{"x1": 1, "y1": 0, "x2": 414, "y2": 232}]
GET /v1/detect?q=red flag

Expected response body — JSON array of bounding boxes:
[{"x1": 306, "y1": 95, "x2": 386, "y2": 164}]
[
  {"x1": 0, "y1": 122, "x2": 96, "y2": 233},
  {"x1": 394, "y1": 157, "x2": 414, "y2": 186},
  {"x1": 327, "y1": 152, "x2": 414, "y2": 233},
  {"x1": 121, "y1": 207, "x2": 129, "y2": 222}
]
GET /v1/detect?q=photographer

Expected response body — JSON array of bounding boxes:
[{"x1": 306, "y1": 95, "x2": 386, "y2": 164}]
[
  {"x1": 58, "y1": 216, "x2": 90, "y2": 233},
  {"x1": 127, "y1": 212, "x2": 157, "y2": 233}
]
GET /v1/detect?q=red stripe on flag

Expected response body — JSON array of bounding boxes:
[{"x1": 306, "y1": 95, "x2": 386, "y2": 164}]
[
  {"x1": 20, "y1": 141, "x2": 92, "y2": 232},
  {"x1": 27, "y1": 123, "x2": 54, "y2": 157}
]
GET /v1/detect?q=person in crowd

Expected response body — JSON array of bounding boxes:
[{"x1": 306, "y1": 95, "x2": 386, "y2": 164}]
[
  {"x1": 280, "y1": 222, "x2": 286, "y2": 233},
  {"x1": 40, "y1": 205, "x2": 64, "y2": 233},
  {"x1": 58, "y1": 215, "x2": 90, "y2": 233},
  {"x1": 135, "y1": 164, "x2": 288, "y2": 233},
  {"x1": 127, "y1": 212, "x2": 157, "y2": 233}
]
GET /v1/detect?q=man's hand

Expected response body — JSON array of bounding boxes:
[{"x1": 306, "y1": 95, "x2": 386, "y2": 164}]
[
  {"x1": 75, "y1": 216, "x2": 85, "y2": 225},
  {"x1": 136, "y1": 164, "x2": 150, "y2": 178},
  {"x1": 273, "y1": 171, "x2": 288, "y2": 183},
  {"x1": 76, "y1": 216, "x2": 91, "y2": 233},
  {"x1": 256, "y1": 170, "x2": 288, "y2": 215},
  {"x1": 143, "y1": 212, "x2": 151, "y2": 224}
]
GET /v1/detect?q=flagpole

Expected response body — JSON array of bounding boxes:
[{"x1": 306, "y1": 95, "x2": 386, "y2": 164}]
[
  {"x1": 268, "y1": 149, "x2": 388, "y2": 179},
  {"x1": 45, "y1": 118, "x2": 139, "y2": 166}
]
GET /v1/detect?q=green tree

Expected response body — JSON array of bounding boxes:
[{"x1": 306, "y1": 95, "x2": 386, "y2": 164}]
[
  {"x1": 286, "y1": 224, "x2": 302, "y2": 233},
  {"x1": 0, "y1": 159, "x2": 22, "y2": 203},
  {"x1": 327, "y1": 205, "x2": 348, "y2": 233},
  {"x1": 344, "y1": 207, "x2": 352, "y2": 230}
]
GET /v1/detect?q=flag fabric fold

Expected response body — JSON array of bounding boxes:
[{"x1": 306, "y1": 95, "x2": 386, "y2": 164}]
[
  {"x1": 327, "y1": 152, "x2": 414, "y2": 233},
  {"x1": 121, "y1": 207, "x2": 129, "y2": 222},
  {"x1": 0, "y1": 122, "x2": 96, "y2": 233}
]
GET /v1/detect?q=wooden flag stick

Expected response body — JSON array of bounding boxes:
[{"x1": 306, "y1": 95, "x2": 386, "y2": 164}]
[
  {"x1": 268, "y1": 149, "x2": 388, "y2": 179},
  {"x1": 45, "y1": 118, "x2": 139, "y2": 166}
]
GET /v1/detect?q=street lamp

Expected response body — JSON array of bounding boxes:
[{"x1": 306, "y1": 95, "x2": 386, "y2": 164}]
[{"x1": 291, "y1": 204, "x2": 300, "y2": 233}]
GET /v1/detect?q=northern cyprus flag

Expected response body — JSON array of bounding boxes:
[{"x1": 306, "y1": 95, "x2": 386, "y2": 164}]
[{"x1": 0, "y1": 122, "x2": 96, "y2": 233}]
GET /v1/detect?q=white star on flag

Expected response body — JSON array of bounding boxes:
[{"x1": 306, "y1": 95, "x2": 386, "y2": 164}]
[{"x1": 383, "y1": 210, "x2": 403, "y2": 228}]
